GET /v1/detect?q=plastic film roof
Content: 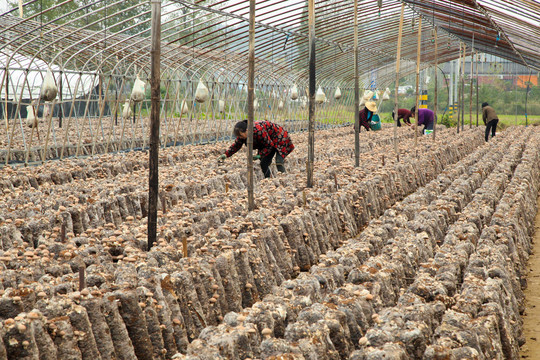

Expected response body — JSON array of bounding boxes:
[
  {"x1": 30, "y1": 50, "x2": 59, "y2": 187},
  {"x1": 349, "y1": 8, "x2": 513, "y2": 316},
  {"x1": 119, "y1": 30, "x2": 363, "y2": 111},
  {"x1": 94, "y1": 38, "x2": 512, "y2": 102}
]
[{"x1": 1, "y1": 0, "x2": 539, "y2": 89}]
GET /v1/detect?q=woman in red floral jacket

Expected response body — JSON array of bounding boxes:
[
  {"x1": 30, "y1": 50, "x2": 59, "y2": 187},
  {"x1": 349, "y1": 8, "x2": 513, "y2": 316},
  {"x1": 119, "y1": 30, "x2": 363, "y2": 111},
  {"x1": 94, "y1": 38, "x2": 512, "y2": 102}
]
[{"x1": 218, "y1": 120, "x2": 295, "y2": 178}]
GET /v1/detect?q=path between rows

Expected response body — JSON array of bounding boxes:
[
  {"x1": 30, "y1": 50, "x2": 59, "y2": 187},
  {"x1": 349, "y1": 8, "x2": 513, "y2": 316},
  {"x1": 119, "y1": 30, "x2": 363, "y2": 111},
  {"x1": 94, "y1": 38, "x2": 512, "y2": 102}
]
[{"x1": 520, "y1": 195, "x2": 540, "y2": 358}]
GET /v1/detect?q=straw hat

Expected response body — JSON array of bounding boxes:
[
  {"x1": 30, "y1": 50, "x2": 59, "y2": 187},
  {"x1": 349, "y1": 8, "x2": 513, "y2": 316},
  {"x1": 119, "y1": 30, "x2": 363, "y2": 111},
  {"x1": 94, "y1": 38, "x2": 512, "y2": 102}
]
[{"x1": 365, "y1": 101, "x2": 377, "y2": 113}]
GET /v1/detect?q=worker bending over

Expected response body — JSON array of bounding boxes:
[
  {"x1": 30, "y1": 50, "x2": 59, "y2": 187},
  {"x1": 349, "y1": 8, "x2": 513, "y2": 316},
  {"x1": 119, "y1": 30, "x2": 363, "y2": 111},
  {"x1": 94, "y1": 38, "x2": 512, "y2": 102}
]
[{"x1": 219, "y1": 120, "x2": 295, "y2": 178}]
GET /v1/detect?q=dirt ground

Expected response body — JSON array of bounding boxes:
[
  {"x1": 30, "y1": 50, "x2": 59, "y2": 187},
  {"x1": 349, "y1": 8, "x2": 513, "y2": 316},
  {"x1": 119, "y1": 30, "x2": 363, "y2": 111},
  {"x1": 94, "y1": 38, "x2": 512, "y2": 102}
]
[{"x1": 520, "y1": 195, "x2": 540, "y2": 358}]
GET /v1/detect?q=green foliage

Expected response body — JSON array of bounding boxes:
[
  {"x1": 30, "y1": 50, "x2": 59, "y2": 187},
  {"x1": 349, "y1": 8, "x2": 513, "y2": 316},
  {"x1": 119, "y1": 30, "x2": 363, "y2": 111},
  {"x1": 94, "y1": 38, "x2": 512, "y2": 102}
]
[{"x1": 440, "y1": 113, "x2": 457, "y2": 128}]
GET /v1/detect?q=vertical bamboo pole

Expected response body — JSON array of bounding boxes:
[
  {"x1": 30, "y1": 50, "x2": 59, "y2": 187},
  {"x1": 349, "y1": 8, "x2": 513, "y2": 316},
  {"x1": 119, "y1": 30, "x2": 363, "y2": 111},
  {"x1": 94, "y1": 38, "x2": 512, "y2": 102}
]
[
  {"x1": 433, "y1": 27, "x2": 438, "y2": 140},
  {"x1": 147, "y1": 0, "x2": 161, "y2": 251},
  {"x1": 354, "y1": 0, "x2": 360, "y2": 167},
  {"x1": 525, "y1": 70, "x2": 531, "y2": 127},
  {"x1": 4, "y1": 67, "x2": 9, "y2": 134},
  {"x1": 414, "y1": 17, "x2": 422, "y2": 148},
  {"x1": 393, "y1": 3, "x2": 404, "y2": 161},
  {"x1": 247, "y1": 0, "x2": 255, "y2": 210},
  {"x1": 469, "y1": 36, "x2": 474, "y2": 128},
  {"x1": 475, "y1": 51, "x2": 479, "y2": 126},
  {"x1": 59, "y1": 70, "x2": 63, "y2": 128},
  {"x1": 456, "y1": 43, "x2": 462, "y2": 134},
  {"x1": 306, "y1": 0, "x2": 315, "y2": 188},
  {"x1": 461, "y1": 43, "x2": 466, "y2": 131}
]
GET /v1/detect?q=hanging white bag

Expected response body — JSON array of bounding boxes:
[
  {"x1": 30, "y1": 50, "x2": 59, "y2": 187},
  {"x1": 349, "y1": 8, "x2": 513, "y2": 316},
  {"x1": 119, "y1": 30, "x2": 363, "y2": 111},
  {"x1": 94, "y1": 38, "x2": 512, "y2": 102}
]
[
  {"x1": 382, "y1": 87, "x2": 391, "y2": 101},
  {"x1": 131, "y1": 75, "x2": 145, "y2": 102},
  {"x1": 219, "y1": 100, "x2": 225, "y2": 113},
  {"x1": 278, "y1": 100, "x2": 284, "y2": 110},
  {"x1": 180, "y1": 99, "x2": 189, "y2": 115},
  {"x1": 195, "y1": 79, "x2": 209, "y2": 103},
  {"x1": 253, "y1": 98, "x2": 259, "y2": 111},
  {"x1": 334, "y1": 86, "x2": 342, "y2": 100},
  {"x1": 40, "y1": 68, "x2": 57, "y2": 102},
  {"x1": 315, "y1": 86, "x2": 325, "y2": 104},
  {"x1": 122, "y1": 100, "x2": 132, "y2": 119},
  {"x1": 26, "y1": 105, "x2": 37, "y2": 128},
  {"x1": 290, "y1": 84, "x2": 298, "y2": 100}
]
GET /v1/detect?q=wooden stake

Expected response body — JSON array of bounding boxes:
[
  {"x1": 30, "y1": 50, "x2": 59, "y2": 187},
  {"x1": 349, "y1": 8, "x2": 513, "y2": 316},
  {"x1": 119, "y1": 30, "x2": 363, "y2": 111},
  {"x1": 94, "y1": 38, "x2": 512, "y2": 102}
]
[
  {"x1": 303, "y1": 189, "x2": 307, "y2": 207},
  {"x1": 354, "y1": 0, "x2": 360, "y2": 167},
  {"x1": 461, "y1": 43, "x2": 466, "y2": 131},
  {"x1": 247, "y1": 0, "x2": 255, "y2": 211},
  {"x1": 79, "y1": 266, "x2": 85, "y2": 291},
  {"x1": 457, "y1": 43, "x2": 462, "y2": 134},
  {"x1": 307, "y1": 0, "x2": 316, "y2": 188},
  {"x1": 433, "y1": 27, "x2": 438, "y2": 140},
  {"x1": 61, "y1": 222, "x2": 66, "y2": 242},
  {"x1": 414, "y1": 16, "x2": 422, "y2": 149},
  {"x1": 393, "y1": 3, "x2": 405, "y2": 162},
  {"x1": 147, "y1": 0, "x2": 161, "y2": 251},
  {"x1": 476, "y1": 51, "x2": 479, "y2": 127},
  {"x1": 182, "y1": 236, "x2": 188, "y2": 258},
  {"x1": 161, "y1": 196, "x2": 166, "y2": 214},
  {"x1": 469, "y1": 44, "x2": 474, "y2": 128},
  {"x1": 334, "y1": 173, "x2": 338, "y2": 189}
]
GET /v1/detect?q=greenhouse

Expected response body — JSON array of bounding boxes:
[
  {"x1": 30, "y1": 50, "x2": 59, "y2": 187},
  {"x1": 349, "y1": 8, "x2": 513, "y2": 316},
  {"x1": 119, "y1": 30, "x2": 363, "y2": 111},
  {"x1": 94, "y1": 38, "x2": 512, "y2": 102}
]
[{"x1": 0, "y1": 1, "x2": 540, "y2": 359}]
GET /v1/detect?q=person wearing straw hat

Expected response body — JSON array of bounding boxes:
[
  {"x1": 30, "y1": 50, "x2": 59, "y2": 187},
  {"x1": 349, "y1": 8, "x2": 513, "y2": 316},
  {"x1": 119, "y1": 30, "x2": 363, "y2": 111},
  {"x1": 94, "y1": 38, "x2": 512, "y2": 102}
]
[
  {"x1": 358, "y1": 101, "x2": 377, "y2": 131},
  {"x1": 409, "y1": 106, "x2": 434, "y2": 134},
  {"x1": 482, "y1": 102, "x2": 499, "y2": 142},
  {"x1": 391, "y1": 108, "x2": 413, "y2": 127},
  {"x1": 218, "y1": 120, "x2": 294, "y2": 178}
]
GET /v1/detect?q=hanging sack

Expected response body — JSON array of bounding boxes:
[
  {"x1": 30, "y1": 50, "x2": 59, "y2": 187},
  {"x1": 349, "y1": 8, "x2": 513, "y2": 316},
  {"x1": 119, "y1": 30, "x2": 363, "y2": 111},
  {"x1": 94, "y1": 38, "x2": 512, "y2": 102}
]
[
  {"x1": 195, "y1": 79, "x2": 209, "y2": 103},
  {"x1": 40, "y1": 68, "x2": 57, "y2": 102},
  {"x1": 253, "y1": 98, "x2": 259, "y2": 111},
  {"x1": 315, "y1": 87, "x2": 326, "y2": 104},
  {"x1": 180, "y1": 99, "x2": 189, "y2": 115},
  {"x1": 122, "y1": 100, "x2": 132, "y2": 119},
  {"x1": 290, "y1": 84, "x2": 298, "y2": 100},
  {"x1": 334, "y1": 86, "x2": 342, "y2": 100},
  {"x1": 26, "y1": 105, "x2": 37, "y2": 128},
  {"x1": 130, "y1": 75, "x2": 145, "y2": 102},
  {"x1": 278, "y1": 100, "x2": 284, "y2": 110},
  {"x1": 219, "y1": 100, "x2": 225, "y2": 113},
  {"x1": 382, "y1": 87, "x2": 391, "y2": 101}
]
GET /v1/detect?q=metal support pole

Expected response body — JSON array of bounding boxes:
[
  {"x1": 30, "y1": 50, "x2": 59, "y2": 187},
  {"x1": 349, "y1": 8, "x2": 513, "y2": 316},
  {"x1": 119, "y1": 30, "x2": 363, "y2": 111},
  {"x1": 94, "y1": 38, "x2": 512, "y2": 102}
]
[
  {"x1": 414, "y1": 16, "x2": 422, "y2": 148},
  {"x1": 354, "y1": 0, "x2": 360, "y2": 167},
  {"x1": 307, "y1": 0, "x2": 315, "y2": 188},
  {"x1": 393, "y1": 3, "x2": 404, "y2": 161},
  {"x1": 433, "y1": 27, "x2": 438, "y2": 140},
  {"x1": 147, "y1": 0, "x2": 161, "y2": 251},
  {"x1": 247, "y1": 0, "x2": 255, "y2": 210}
]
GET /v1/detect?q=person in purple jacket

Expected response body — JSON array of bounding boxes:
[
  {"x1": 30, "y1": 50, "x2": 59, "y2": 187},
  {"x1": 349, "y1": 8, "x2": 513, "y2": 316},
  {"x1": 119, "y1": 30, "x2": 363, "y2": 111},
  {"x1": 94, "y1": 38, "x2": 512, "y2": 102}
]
[{"x1": 409, "y1": 106, "x2": 435, "y2": 134}]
